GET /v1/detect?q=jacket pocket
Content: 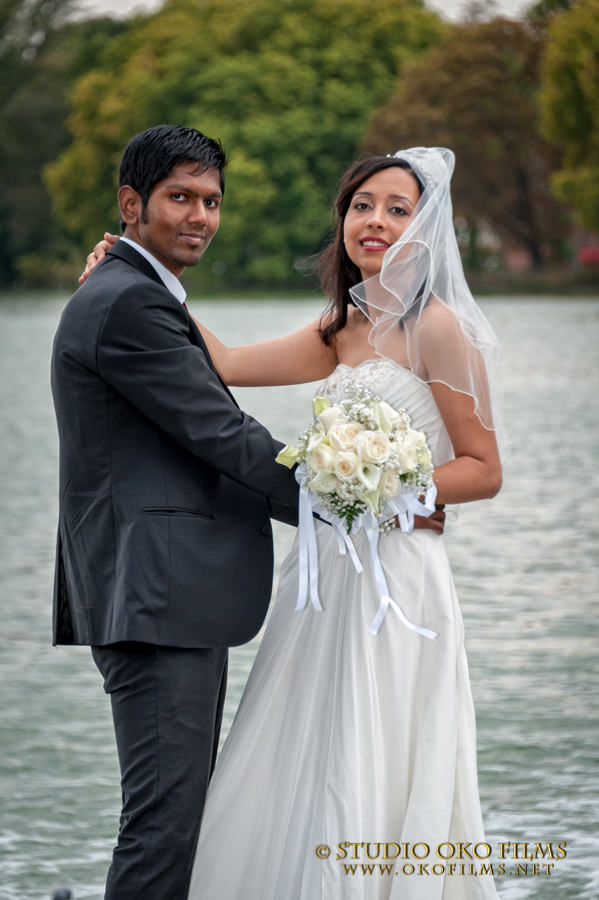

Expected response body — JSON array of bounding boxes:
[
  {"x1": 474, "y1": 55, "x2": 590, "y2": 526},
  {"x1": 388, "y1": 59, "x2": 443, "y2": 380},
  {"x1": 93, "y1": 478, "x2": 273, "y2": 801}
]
[{"x1": 142, "y1": 506, "x2": 214, "y2": 521}]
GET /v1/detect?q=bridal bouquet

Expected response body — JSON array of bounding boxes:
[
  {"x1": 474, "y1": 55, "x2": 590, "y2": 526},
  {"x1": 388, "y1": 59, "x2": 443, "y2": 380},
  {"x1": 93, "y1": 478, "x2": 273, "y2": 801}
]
[{"x1": 276, "y1": 386, "x2": 434, "y2": 534}]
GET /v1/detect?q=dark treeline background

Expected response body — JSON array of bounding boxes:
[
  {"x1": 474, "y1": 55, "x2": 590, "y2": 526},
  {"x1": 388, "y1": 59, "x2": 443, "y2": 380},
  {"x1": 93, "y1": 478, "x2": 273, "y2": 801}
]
[{"x1": 1, "y1": 0, "x2": 597, "y2": 293}]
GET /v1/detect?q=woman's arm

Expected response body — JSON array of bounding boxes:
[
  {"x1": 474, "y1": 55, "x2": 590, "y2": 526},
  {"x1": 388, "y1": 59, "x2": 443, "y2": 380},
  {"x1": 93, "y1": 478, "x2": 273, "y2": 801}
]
[
  {"x1": 418, "y1": 300, "x2": 502, "y2": 504},
  {"x1": 196, "y1": 317, "x2": 338, "y2": 387},
  {"x1": 79, "y1": 235, "x2": 337, "y2": 386},
  {"x1": 429, "y1": 382, "x2": 502, "y2": 504}
]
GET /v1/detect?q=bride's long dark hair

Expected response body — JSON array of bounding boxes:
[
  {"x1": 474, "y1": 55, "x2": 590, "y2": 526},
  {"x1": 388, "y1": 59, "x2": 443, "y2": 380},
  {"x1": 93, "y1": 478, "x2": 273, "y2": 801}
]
[{"x1": 318, "y1": 156, "x2": 424, "y2": 346}]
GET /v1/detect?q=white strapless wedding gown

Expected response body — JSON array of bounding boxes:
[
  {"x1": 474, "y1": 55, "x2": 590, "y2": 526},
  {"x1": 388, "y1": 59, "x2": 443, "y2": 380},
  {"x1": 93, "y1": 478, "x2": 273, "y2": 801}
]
[{"x1": 189, "y1": 360, "x2": 500, "y2": 899}]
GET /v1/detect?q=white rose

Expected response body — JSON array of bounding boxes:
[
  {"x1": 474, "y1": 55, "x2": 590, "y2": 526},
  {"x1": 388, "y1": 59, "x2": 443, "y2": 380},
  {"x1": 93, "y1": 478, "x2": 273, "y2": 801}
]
[
  {"x1": 374, "y1": 400, "x2": 402, "y2": 433},
  {"x1": 356, "y1": 462, "x2": 381, "y2": 493},
  {"x1": 380, "y1": 470, "x2": 401, "y2": 499},
  {"x1": 334, "y1": 451, "x2": 360, "y2": 480},
  {"x1": 355, "y1": 430, "x2": 391, "y2": 464},
  {"x1": 409, "y1": 428, "x2": 427, "y2": 444},
  {"x1": 307, "y1": 471, "x2": 337, "y2": 494},
  {"x1": 307, "y1": 443, "x2": 336, "y2": 473},
  {"x1": 395, "y1": 445, "x2": 418, "y2": 474},
  {"x1": 328, "y1": 421, "x2": 365, "y2": 451},
  {"x1": 419, "y1": 446, "x2": 433, "y2": 472},
  {"x1": 395, "y1": 429, "x2": 426, "y2": 473},
  {"x1": 318, "y1": 406, "x2": 348, "y2": 433}
]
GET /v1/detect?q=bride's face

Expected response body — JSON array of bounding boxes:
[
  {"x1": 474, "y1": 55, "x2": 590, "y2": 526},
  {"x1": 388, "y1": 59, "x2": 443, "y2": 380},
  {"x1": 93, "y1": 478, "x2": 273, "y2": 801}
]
[{"x1": 343, "y1": 167, "x2": 420, "y2": 280}]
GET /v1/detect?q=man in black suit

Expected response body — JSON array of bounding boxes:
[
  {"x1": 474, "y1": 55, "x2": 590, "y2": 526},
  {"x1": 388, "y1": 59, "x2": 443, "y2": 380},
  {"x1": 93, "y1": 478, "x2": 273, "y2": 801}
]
[{"x1": 51, "y1": 125, "x2": 299, "y2": 899}]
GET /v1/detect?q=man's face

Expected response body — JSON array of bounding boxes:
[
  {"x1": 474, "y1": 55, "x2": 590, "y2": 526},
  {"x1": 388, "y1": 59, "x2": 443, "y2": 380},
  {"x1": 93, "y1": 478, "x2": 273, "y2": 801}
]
[{"x1": 123, "y1": 162, "x2": 222, "y2": 276}]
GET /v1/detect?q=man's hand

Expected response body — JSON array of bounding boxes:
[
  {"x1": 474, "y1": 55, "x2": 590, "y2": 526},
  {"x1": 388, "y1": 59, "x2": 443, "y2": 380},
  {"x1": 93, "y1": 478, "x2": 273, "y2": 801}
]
[{"x1": 411, "y1": 505, "x2": 446, "y2": 535}]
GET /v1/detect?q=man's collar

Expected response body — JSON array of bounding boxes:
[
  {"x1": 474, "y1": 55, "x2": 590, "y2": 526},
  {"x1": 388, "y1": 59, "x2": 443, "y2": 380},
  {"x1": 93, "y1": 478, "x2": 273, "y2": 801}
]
[{"x1": 119, "y1": 237, "x2": 187, "y2": 304}]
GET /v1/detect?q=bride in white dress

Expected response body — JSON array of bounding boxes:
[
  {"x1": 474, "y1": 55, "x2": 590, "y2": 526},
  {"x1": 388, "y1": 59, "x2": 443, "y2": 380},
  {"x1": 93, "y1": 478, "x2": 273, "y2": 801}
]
[{"x1": 187, "y1": 147, "x2": 504, "y2": 899}]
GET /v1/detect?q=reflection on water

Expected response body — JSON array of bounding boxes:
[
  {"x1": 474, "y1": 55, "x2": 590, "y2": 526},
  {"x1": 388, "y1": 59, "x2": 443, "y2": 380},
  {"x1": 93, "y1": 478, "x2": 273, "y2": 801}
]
[{"x1": 0, "y1": 294, "x2": 598, "y2": 899}]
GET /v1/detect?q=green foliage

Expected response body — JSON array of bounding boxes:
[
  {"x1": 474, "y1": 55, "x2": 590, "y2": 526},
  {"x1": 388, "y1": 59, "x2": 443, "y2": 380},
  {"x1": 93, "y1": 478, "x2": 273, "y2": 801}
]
[
  {"x1": 363, "y1": 17, "x2": 570, "y2": 268},
  {"x1": 539, "y1": 0, "x2": 599, "y2": 232},
  {"x1": 0, "y1": 11, "x2": 128, "y2": 283},
  {"x1": 527, "y1": 0, "x2": 575, "y2": 22},
  {"x1": 45, "y1": 0, "x2": 445, "y2": 286}
]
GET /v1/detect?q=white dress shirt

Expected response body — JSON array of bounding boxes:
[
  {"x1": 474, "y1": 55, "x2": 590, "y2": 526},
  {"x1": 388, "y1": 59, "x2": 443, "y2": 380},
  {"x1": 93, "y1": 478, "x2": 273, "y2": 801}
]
[{"x1": 119, "y1": 237, "x2": 187, "y2": 304}]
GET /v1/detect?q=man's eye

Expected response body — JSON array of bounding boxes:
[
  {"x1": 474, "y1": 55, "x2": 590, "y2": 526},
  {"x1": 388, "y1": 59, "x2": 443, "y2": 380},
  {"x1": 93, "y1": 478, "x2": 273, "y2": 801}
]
[{"x1": 171, "y1": 193, "x2": 186, "y2": 201}]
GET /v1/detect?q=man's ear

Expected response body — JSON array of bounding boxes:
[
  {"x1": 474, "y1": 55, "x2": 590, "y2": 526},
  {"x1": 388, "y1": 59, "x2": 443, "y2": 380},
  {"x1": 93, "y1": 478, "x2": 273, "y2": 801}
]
[{"x1": 118, "y1": 185, "x2": 143, "y2": 227}]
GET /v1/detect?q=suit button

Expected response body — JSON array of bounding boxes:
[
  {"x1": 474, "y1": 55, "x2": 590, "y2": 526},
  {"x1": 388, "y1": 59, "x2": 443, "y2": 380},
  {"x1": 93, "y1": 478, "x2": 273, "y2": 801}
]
[{"x1": 261, "y1": 523, "x2": 272, "y2": 537}]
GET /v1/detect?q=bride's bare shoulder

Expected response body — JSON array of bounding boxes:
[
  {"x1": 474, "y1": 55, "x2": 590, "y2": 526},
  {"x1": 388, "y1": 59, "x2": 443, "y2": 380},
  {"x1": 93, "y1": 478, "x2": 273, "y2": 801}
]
[
  {"x1": 419, "y1": 296, "x2": 457, "y2": 325},
  {"x1": 418, "y1": 297, "x2": 463, "y2": 343}
]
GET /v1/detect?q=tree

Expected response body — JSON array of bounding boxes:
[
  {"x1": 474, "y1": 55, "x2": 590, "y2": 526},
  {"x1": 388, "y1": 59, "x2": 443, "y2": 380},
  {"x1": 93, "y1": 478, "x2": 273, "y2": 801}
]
[
  {"x1": 363, "y1": 17, "x2": 569, "y2": 268},
  {"x1": 539, "y1": 0, "x2": 599, "y2": 233},
  {"x1": 0, "y1": 5, "x2": 127, "y2": 284},
  {"x1": 527, "y1": 0, "x2": 575, "y2": 21},
  {"x1": 0, "y1": 0, "x2": 76, "y2": 60},
  {"x1": 46, "y1": 0, "x2": 446, "y2": 287}
]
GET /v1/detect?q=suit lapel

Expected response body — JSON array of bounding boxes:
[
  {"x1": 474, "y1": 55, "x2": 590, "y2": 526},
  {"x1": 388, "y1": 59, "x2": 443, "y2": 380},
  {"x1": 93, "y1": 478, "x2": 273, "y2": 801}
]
[
  {"x1": 186, "y1": 315, "x2": 239, "y2": 406},
  {"x1": 106, "y1": 240, "x2": 239, "y2": 407},
  {"x1": 106, "y1": 239, "x2": 165, "y2": 286}
]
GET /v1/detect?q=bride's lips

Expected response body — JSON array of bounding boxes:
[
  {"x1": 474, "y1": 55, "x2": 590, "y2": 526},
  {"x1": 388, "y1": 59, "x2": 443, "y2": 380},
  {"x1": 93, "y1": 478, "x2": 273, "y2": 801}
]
[{"x1": 359, "y1": 237, "x2": 390, "y2": 251}]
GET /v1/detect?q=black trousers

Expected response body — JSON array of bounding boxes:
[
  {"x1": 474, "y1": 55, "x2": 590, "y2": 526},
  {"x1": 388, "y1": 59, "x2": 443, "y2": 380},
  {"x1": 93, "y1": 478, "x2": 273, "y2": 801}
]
[{"x1": 92, "y1": 642, "x2": 228, "y2": 900}]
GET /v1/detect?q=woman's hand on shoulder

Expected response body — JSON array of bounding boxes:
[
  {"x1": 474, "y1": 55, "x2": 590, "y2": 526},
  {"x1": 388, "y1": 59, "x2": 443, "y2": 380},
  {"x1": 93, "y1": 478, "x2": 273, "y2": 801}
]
[{"x1": 79, "y1": 232, "x2": 119, "y2": 283}]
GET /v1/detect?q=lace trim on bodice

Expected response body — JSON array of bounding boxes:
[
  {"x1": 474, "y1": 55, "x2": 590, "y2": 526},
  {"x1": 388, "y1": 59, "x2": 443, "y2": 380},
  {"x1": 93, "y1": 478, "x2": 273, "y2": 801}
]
[{"x1": 318, "y1": 359, "x2": 421, "y2": 401}]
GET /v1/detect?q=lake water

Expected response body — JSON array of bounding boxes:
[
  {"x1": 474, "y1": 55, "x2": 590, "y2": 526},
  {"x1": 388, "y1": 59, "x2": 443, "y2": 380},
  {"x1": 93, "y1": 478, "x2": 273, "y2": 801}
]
[{"x1": 0, "y1": 294, "x2": 597, "y2": 899}]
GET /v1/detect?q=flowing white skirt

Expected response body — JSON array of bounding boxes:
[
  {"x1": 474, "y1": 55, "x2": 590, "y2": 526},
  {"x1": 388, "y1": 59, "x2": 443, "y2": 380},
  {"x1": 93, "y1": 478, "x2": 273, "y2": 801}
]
[{"x1": 189, "y1": 523, "x2": 500, "y2": 899}]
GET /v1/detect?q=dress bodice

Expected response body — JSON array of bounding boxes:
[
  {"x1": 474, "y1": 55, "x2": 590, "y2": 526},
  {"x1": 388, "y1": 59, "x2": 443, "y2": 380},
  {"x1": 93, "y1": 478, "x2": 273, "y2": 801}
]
[{"x1": 317, "y1": 359, "x2": 454, "y2": 467}]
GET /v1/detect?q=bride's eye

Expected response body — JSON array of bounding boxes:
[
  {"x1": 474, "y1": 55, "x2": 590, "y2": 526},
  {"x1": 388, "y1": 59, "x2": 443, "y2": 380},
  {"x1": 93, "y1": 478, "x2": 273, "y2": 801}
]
[
  {"x1": 391, "y1": 205, "x2": 409, "y2": 217},
  {"x1": 353, "y1": 201, "x2": 370, "y2": 212}
]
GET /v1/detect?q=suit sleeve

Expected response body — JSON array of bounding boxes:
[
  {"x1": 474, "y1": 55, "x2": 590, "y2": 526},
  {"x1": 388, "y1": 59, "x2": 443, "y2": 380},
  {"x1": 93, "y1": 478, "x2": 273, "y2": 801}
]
[{"x1": 96, "y1": 283, "x2": 298, "y2": 516}]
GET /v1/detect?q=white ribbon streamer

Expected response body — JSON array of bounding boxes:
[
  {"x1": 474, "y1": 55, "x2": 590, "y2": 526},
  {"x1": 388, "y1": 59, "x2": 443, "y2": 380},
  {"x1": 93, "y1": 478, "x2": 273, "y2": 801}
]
[
  {"x1": 331, "y1": 520, "x2": 363, "y2": 574},
  {"x1": 295, "y1": 484, "x2": 438, "y2": 641},
  {"x1": 364, "y1": 512, "x2": 437, "y2": 640},
  {"x1": 295, "y1": 486, "x2": 323, "y2": 613}
]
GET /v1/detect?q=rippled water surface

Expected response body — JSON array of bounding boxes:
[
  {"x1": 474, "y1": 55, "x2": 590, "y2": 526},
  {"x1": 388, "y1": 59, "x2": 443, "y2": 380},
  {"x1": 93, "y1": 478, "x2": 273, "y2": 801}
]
[{"x1": 1, "y1": 294, "x2": 597, "y2": 899}]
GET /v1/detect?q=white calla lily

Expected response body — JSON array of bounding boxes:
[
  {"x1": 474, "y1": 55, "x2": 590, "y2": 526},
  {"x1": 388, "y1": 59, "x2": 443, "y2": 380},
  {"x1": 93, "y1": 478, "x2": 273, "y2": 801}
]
[
  {"x1": 312, "y1": 396, "x2": 330, "y2": 416},
  {"x1": 307, "y1": 471, "x2": 337, "y2": 494},
  {"x1": 375, "y1": 400, "x2": 402, "y2": 433},
  {"x1": 307, "y1": 429, "x2": 326, "y2": 452},
  {"x1": 356, "y1": 463, "x2": 381, "y2": 492}
]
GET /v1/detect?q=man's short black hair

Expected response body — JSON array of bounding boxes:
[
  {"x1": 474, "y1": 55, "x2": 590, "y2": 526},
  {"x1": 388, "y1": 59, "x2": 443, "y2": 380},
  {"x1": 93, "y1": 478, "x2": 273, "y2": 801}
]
[{"x1": 119, "y1": 124, "x2": 227, "y2": 208}]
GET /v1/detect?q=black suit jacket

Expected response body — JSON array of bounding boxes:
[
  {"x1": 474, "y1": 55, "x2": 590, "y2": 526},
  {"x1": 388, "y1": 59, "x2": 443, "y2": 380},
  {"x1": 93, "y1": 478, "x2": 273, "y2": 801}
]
[{"x1": 51, "y1": 240, "x2": 298, "y2": 648}]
